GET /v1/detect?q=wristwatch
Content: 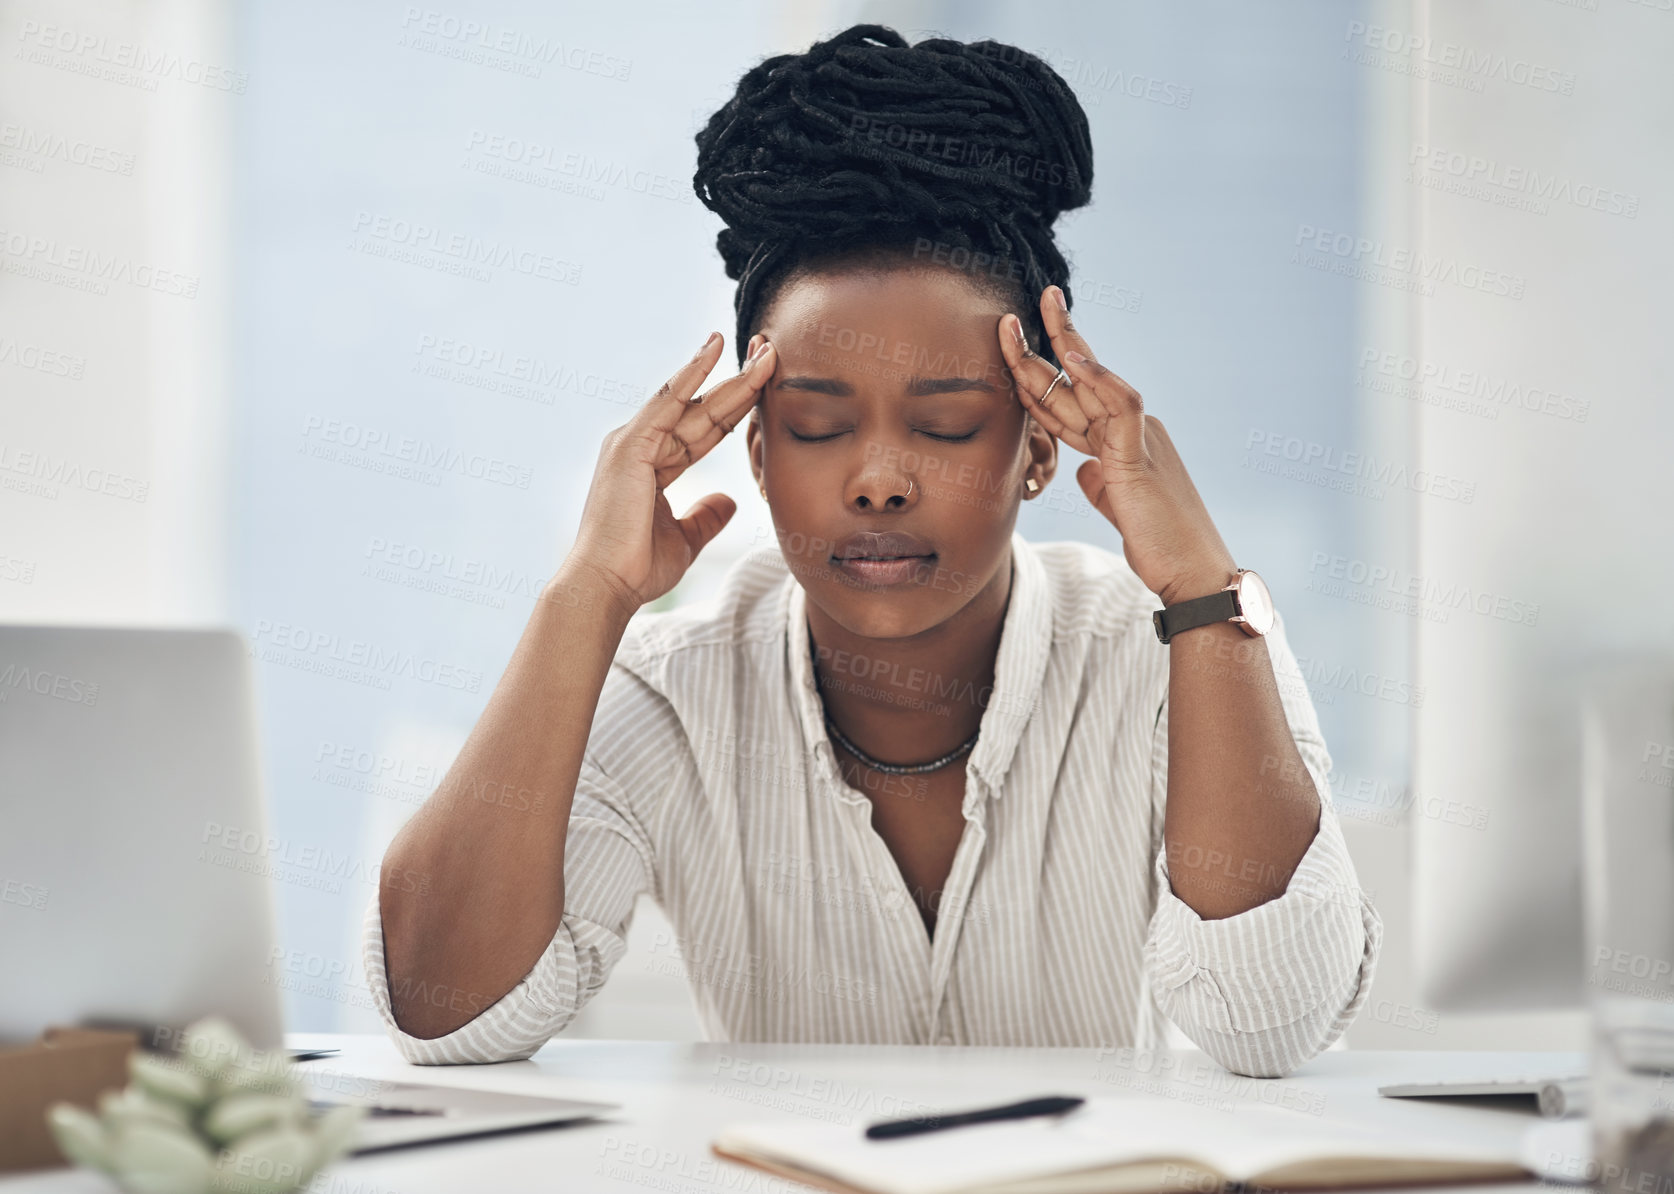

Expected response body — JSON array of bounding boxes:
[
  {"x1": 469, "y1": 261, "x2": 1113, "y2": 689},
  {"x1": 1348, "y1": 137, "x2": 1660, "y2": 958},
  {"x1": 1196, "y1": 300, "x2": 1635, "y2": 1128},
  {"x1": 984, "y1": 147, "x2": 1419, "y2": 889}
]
[{"x1": 1152, "y1": 569, "x2": 1276, "y2": 644}]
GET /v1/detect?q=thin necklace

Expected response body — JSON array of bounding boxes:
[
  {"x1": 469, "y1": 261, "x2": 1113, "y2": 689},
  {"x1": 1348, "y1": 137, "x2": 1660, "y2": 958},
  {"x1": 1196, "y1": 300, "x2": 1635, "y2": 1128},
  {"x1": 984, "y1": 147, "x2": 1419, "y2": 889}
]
[
  {"x1": 822, "y1": 710, "x2": 980, "y2": 775},
  {"x1": 809, "y1": 626, "x2": 979, "y2": 773}
]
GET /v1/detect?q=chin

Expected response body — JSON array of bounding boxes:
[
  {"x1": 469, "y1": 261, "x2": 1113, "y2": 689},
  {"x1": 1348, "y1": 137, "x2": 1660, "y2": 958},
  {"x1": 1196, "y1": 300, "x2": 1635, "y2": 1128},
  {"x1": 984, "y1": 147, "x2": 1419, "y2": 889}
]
[
  {"x1": 815, "y1": 593, "x2": 945, "y2": 641},
  {"x1": 797, "y1": 556, "x2": 964, "y2": 638}
]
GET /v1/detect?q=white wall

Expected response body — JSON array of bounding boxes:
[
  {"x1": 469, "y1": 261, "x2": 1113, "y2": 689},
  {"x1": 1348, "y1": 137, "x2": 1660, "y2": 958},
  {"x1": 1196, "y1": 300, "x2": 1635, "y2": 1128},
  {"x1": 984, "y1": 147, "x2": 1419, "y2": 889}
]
[{"x1": 0, "y1": 0, "x2": 234, "y2": 625}]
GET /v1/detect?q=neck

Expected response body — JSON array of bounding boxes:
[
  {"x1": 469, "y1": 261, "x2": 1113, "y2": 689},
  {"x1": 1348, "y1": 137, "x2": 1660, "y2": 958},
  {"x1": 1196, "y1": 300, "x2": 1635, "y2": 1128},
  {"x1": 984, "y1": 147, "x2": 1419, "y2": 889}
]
[{"x1": 805, "y1": 554, "x2": 1013, "y2": 768}]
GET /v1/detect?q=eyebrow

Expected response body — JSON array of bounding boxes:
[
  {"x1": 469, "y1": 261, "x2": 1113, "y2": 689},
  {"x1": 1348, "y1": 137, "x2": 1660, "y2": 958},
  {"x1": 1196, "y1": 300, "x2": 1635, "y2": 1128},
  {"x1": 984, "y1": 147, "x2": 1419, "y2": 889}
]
[{"x1": 774, "y1": 375, "x2": 1000, "y2": 397}]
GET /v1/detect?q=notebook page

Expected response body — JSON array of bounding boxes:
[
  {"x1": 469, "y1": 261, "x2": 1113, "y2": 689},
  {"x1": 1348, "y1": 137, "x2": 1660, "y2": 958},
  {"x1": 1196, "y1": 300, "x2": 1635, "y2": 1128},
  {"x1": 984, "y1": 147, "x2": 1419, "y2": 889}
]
[
  {"x1": 1085, "y1": 1100, "x2": 1514, "y2": 1173},
  {"x1": 712, "y1": 1097, "x2": 1525, "y2": 1194},
  {"x1": 716, "y1": 1106, "x2": 1191, "y2": 1194}
]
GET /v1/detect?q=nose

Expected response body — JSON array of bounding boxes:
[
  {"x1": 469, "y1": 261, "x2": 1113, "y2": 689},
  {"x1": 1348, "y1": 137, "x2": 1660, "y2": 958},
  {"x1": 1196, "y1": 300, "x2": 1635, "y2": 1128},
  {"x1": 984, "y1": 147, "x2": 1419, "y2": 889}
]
[{"x1": 848, "y1": 470, "x2": 915, "y2": 511}]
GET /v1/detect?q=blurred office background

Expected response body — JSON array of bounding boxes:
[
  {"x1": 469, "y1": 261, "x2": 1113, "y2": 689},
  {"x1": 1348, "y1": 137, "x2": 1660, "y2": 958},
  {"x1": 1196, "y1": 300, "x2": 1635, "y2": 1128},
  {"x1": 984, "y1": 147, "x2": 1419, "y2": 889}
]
[{"x1": 3, "y1": 0, "x2": 1668, "y2": 1050}]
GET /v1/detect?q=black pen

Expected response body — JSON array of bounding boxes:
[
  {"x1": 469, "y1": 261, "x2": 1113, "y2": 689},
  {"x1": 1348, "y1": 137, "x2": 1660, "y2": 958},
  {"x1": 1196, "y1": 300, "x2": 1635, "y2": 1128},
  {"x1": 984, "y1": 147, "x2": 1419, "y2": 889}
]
[{"x1": 864, "y1": 1095, "x2": 1085, "y2": 1140}]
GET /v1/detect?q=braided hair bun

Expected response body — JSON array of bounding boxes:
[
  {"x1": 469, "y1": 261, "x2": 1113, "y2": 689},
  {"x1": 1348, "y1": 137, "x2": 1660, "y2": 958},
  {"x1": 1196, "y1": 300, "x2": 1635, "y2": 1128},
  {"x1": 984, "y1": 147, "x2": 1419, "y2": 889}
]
[{"x1": 693, "y1": 23, "x2": 1094, "y2": 368}]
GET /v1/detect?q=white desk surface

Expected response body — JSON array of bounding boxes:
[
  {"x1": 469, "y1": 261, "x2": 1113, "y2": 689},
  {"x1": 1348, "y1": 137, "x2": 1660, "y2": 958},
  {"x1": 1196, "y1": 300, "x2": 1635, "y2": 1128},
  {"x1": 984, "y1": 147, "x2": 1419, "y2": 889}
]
[{"x1": 5, "y1": 1035, "x2": 1586, "y2": 1193}]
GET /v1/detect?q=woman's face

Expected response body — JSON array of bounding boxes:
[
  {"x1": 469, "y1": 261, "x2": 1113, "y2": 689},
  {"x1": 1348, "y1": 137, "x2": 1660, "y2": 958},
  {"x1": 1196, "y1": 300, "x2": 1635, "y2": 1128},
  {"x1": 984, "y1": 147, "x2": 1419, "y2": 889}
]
[{"x1": 746, "y1": 265, "x2": 1056, "y2": 640}]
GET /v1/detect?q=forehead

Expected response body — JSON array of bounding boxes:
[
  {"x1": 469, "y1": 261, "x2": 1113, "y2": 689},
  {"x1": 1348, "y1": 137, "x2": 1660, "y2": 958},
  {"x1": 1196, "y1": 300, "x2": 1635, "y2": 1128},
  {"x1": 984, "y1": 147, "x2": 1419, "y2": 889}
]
[{"x1": 763, "y1": 266, "x2": 1006, "y2": 357}]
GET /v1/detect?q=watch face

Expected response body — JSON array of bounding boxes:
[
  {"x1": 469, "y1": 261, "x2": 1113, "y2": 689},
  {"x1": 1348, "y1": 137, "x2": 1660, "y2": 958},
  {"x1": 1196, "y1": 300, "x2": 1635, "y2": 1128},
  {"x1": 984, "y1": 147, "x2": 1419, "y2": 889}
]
[{"x1": 1234, "y1": 571, "x2": 1276, "y2": 636}]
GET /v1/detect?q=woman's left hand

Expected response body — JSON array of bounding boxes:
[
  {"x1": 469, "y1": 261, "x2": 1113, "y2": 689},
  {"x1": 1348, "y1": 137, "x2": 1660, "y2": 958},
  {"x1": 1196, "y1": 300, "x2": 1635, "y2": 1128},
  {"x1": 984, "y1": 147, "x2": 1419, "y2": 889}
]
[{"x1": 997, "y1": 285, "x2": 1239, "y2": 607}]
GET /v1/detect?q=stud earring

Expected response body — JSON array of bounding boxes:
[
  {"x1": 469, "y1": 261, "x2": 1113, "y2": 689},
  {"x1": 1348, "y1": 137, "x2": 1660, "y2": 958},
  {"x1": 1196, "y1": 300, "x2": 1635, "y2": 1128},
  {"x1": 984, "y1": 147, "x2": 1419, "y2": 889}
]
[{"x1": 1025, "y1": 478, "x2": 1040, "y2": 494}]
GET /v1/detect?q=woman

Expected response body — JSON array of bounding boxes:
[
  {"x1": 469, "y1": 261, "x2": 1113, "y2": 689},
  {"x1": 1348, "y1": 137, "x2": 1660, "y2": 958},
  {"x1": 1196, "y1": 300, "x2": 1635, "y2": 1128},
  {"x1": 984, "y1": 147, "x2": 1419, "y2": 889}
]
[{"x1": 366, "y1": 24, "x2": 1381, "y2": 1079}]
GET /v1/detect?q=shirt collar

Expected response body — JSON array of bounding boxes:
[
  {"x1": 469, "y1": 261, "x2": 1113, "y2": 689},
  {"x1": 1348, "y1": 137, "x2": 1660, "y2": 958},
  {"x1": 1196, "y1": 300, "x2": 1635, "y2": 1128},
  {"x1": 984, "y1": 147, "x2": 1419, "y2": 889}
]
[{"x1": 783, "y1": 531, "x2": 1051, "y2": 800}]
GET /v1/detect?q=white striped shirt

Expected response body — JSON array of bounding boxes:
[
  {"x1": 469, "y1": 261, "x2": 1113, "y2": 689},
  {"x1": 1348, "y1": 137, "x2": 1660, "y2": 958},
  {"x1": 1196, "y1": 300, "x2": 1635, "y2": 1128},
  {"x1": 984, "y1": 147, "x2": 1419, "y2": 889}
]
[{"x1": 362, "y1": 532, "x2": 1382, "y2": 1077}]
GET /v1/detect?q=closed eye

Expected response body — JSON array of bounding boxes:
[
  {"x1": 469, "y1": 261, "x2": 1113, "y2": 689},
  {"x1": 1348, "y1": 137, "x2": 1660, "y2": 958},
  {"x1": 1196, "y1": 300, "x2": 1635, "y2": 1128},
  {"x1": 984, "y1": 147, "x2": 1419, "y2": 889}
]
[{"x1": 786, "y1": 428, "x2": 979, "y2": 443}]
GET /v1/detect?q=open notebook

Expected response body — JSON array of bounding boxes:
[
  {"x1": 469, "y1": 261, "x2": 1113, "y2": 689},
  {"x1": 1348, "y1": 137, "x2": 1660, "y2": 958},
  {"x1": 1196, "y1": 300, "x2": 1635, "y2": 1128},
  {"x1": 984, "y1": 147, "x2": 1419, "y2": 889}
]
[{"x1": 711, "y1": 1096, "x2": 1530, "y2": 1194}]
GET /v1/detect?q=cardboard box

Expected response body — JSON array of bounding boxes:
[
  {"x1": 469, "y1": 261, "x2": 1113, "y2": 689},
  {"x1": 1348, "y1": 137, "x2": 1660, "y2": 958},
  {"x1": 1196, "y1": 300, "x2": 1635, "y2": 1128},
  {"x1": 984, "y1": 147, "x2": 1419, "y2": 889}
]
[{"x1": 0, "y1": 1027, "x2": 137, "y2": 1173}]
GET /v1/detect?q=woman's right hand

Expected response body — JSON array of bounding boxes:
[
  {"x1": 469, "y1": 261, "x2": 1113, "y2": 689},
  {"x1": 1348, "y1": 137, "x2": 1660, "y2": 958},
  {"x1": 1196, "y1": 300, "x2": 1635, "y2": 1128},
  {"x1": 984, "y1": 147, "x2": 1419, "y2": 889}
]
[{"x1": 565, "y1": 331, "x2": 775, "y2": 617}]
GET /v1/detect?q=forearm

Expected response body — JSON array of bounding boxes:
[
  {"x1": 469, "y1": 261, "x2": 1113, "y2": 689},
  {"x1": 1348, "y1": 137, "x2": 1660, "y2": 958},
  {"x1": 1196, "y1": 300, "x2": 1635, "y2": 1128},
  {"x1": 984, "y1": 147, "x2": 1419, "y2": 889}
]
[
  {"x1": 379, "y1": 561, "x2": 637, "y2": 1039},
  {"x1": 1161, "y1": 606, "x2": 1321, "y2": 920}
]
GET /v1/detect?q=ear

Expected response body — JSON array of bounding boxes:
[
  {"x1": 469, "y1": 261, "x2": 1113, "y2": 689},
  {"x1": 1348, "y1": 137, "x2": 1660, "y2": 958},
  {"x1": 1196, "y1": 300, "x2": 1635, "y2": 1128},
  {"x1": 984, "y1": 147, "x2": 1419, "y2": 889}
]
[{"x1": 1022, "y1": 412, "x2": 1057, "y2": 496}]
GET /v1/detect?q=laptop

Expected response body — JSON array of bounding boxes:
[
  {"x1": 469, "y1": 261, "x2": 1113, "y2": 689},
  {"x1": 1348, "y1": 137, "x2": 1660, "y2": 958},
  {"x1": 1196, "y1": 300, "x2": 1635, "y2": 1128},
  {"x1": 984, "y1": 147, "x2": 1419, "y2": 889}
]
[{"x1": 0, "y1": 624, "x2": 617, "y2": 1150}]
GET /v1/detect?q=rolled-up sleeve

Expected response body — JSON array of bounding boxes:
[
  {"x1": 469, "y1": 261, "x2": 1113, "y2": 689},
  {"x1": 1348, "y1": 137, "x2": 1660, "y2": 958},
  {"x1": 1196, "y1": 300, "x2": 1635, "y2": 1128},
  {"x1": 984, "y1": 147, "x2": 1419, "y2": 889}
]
[
  {"x1": 361, "y1": 665, "x2": 666, "y2": 1064},
  {"x1": 1141, "y1": 610, "x2": 1384, "y2": 1078}
]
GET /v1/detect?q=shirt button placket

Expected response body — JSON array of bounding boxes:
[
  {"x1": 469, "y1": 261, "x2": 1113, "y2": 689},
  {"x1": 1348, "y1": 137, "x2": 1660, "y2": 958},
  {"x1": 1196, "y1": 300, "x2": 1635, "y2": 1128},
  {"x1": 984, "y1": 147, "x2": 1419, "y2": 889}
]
[{"x1": 824, "y1": 749, "x2": 933, "y2": 1039}]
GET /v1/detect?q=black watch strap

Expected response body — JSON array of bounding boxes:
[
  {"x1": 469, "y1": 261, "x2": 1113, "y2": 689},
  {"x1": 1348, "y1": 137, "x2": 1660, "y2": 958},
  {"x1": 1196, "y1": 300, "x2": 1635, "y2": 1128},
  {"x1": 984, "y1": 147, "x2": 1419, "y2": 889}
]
[{"x1": 1152, "y1": 587, "x2": 1238, "y2": 644}]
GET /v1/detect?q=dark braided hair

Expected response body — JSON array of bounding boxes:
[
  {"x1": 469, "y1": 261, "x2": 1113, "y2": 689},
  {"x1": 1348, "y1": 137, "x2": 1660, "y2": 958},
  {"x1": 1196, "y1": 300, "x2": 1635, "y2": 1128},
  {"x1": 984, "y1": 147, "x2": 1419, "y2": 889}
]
[{"x1": 693, "y1": 23, "x2": 1094, "y2": 372}]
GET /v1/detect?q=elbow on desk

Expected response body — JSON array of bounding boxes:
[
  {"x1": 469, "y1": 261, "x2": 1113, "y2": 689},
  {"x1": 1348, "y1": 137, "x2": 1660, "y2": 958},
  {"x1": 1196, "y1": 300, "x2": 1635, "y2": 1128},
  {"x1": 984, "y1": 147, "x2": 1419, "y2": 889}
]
[
  {"x1": 1160, "y1": 979, "x2": 1362, "y2": 1080},
  {"x1": 1195, "y1": 1023, "x2": 1334, "y2": 1081},
  {"x1": 387, "y1": 1023, "x2": 547, "y2": 1067},
  {"x1": 363, "y1": 895, "x2": 586, "y2": 1065},
  {"x1": 377, "y1": 966, "x2": 576, "y2": 1066},
  {"x1": 385, "y1": 987, "x2": 502, "y2": 1050},
  {"x1": 1144, "y1": 908, "x2": 1383, "y2": 1080}
]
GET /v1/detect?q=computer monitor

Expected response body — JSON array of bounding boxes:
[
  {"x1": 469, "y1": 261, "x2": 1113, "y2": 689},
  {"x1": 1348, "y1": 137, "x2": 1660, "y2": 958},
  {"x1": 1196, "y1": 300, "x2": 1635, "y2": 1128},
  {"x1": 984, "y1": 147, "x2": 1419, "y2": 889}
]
[
  {"x1": 1405, "y1": 0, "x2": 1672, "y2": 1015},
  {"x1": 0, "y1": 624, "x2": 625, "y2": 1147},
  {"x1": 0, "y1": 625, "x2": 286, "y2": 1050}
]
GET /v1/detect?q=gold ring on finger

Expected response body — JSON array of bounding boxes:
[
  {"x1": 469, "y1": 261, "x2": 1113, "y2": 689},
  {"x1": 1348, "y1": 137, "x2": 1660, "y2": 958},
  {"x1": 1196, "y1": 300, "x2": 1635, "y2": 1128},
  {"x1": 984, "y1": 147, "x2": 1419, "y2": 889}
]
[{"x1": 1040, "y1": 368, "x2": 1070, "y2": 402}]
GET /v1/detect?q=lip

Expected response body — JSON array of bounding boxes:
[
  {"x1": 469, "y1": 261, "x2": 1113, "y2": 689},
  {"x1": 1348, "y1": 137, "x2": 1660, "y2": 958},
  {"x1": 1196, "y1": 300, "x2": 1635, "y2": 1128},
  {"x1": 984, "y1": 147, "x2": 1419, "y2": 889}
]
[
  {"x1": 831, "y1": 530, "x2": 936, "y2": 562},
  {"x1": 834, "y1": 556, "x2": 934, "y2": 586},
  {"x1": 829, "y1": 531, "x2": 937, "y2": 588}
]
